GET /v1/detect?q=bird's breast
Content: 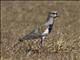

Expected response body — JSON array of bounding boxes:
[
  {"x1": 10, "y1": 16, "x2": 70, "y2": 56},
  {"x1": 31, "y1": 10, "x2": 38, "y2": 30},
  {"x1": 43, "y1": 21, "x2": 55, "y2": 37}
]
[{"x1": 42, "y1": 28, "x2": 49, "y2": 36}]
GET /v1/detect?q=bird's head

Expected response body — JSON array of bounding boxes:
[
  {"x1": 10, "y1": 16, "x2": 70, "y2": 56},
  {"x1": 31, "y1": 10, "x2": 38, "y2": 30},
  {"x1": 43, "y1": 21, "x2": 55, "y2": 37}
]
[{"x1": 49, "y1": 11, "x2": 58, "y2": 18}]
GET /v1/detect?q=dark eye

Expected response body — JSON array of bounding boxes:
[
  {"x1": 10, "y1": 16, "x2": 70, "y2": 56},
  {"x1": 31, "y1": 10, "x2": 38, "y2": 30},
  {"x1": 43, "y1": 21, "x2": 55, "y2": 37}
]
[{"x1": 51, "y1": 13, "x2": 56, "y2": 14}]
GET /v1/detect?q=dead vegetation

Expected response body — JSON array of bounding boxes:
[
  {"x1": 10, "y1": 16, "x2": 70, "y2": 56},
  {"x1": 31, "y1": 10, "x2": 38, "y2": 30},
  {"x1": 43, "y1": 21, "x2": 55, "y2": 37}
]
[{"x1": 1, "y1": 1, "x2": 80, "y2": 60}]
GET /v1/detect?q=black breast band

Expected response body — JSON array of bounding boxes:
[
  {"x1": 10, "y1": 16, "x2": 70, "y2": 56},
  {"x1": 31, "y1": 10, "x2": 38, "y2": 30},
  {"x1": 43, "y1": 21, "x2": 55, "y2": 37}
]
[{"x1": 48, "y1": 24, "x2": 53, "y2": 33}]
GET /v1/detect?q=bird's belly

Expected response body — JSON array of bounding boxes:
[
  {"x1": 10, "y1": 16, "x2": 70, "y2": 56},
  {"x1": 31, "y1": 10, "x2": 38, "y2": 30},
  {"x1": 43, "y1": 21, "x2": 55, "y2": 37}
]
[{"x1": 42, "y1": 28, "x2": 49, "y2": 36}]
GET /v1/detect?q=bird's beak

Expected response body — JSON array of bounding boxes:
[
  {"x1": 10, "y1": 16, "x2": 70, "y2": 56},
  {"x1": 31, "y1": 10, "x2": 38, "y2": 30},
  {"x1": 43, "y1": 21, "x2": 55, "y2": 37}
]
[
  {"x1": 56, "y1": 15, "x2": 59, "y2": 17},
  {"x1": 56, "y1": 13, "x2": 59, "y2": 17}
]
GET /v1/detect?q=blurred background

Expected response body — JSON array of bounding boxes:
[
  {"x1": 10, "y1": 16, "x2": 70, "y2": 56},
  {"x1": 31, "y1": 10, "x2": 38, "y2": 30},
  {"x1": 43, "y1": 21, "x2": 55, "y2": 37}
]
[{"x1": 1, "y1": 1, "x2": 80, "y2": 60}]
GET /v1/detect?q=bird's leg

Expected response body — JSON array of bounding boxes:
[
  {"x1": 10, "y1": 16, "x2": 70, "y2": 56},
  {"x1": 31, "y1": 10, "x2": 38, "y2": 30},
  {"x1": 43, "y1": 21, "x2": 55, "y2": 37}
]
[{"x1": 39, "y1": 37, "x2": 44, "y2": 48}]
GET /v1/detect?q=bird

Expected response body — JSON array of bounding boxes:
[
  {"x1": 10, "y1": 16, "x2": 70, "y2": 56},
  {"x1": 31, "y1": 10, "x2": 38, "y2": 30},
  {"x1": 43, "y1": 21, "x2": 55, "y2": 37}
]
[{"x1": 19, "y1": 11, "x2": 58, "y2": 47}]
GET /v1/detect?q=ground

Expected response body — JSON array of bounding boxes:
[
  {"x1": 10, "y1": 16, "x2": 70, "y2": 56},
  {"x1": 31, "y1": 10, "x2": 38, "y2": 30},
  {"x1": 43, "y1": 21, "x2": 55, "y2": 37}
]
[{"x1": 1, "y1": 1, "x2": 80, "y2": 60}]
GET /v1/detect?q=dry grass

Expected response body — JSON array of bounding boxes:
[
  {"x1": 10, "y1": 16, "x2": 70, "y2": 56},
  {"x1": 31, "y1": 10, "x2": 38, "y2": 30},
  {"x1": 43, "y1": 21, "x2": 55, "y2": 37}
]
[{"x1": 1, "y1": 1, "x2": 80, "y2": 60}]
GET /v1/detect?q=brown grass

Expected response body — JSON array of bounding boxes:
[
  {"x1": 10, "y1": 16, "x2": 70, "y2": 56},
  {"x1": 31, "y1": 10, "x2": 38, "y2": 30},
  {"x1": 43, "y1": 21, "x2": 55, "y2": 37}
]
[{"x1": 1, "y1": 1, "x2": 80, "y2": 60}]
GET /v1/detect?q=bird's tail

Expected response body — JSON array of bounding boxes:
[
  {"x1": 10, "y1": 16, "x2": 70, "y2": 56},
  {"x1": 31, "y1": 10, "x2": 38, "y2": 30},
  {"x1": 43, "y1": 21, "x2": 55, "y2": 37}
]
[
  {"x1": 18, "y1": 35, "x2": 30, "y2": 42},
  {"x1": 18, "y1": 38, "x2": 24, "y2": 42},
  {"x1": 18, "y1": 36, "x2": 28, "y2": 42}
]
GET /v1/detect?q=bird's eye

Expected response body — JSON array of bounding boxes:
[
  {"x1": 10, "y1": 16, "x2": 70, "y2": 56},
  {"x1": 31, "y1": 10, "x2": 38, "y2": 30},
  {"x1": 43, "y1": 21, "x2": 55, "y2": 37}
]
[{"x1": 52, "y1": 13, "x2": 56, "y2": 14}]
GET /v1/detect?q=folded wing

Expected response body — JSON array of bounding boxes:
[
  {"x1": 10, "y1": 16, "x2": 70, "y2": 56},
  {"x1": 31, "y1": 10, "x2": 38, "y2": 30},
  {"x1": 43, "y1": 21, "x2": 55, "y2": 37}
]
[{"x1": 19, "y1": 27, "x2": 41, "y2": 41}]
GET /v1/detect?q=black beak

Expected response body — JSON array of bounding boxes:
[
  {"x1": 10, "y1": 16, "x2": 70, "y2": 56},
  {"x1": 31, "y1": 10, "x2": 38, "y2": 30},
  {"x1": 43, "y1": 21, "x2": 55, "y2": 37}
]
[
  {"x1": 56, "y1": 15, "x2": 59, "y2": 17},
  {"x1": 56, "y1": 13, "x2": 59, "y2": 17}
]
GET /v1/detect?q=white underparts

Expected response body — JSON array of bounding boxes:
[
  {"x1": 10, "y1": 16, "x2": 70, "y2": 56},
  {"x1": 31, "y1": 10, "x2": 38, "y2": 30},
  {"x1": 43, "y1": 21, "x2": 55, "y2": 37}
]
[
  {"x1": 42, "y1": 36, "x2": 45, "y2": 40},
  {"x1": 42, "y1": 28, "x2": 49, "y2": 36}
]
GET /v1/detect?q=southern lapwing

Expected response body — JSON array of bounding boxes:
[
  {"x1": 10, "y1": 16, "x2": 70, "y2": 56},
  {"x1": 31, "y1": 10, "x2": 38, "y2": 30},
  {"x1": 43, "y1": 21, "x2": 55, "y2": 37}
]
[{"x1": 19, "y1": 11, "x2": 58, "y2": 47}]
